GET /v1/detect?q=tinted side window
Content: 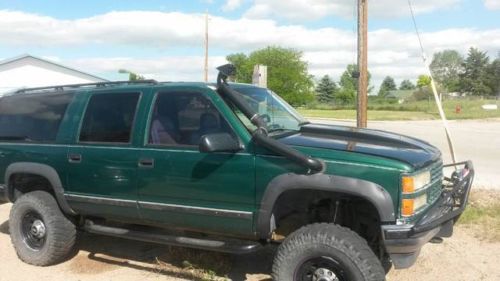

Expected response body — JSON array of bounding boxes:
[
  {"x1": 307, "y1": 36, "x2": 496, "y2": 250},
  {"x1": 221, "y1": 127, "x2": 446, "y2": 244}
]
[
  {"x1": 80, "y1": 93, "x2": 140, "y2": 143},
  {"x1": 0, "y1": 93, "x2": 74, "y2": 142},
  {"x1": 149, "y1": 91, "x2": 234, "y2": 146}
]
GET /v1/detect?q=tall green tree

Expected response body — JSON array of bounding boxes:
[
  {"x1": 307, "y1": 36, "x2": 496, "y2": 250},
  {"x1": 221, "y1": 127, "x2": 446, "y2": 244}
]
[
  {"x1": 485, "y1": 58, "x2": 500, "y2": 96},
  {"x1": 336, "y1": 64, "x2": 372, "y2": 104},
  {"x1": 225, "y1": 53, "x2": 251, "y2": 82},
  {"x1": 399, "y1": 79, "x2": 416, "y2": 90},
  {"x1": 378, "y1": 76, "x2": 397, "y2": 97},
  {"x1": 429, "y1": 50, "x2": 464, "y2": 93},
  {"x1": 460, "y1": 47, "x2": 491, "y2": 95},
  {"x1": 315, "y1": 75, "x2": 338, "y2": 103},
  {"x1": 226, "y1": 46, "x2": 314, "y2": 105}
]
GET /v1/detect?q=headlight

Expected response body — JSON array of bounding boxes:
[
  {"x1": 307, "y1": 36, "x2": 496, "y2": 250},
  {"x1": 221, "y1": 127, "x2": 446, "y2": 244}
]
[
  {"x1": 401, "y1": 193, "x2": 428, "y2": 217},
  {"x1": 402, "y1": 170, "x2": 431, "y2": 194}
]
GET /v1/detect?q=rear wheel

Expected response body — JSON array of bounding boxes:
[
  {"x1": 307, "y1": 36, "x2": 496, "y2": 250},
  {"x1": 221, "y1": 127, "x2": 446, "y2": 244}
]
[
  {"x1": 272, "y1": 223, "x2": 385, "y2": 281},
  {"x1": 9, "y1": 191, "x2": 76, "y2": 266}
]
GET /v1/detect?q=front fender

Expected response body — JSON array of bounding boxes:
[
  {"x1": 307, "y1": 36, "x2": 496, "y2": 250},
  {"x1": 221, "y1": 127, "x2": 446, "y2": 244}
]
[{"x1": 256, "y1": 173, "x2": 395, "y2": 239}]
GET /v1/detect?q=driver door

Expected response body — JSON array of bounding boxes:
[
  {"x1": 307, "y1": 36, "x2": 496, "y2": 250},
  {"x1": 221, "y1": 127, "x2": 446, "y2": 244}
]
[{"x1": 137, "y1": 88, "x2": 256, "y2": 236}]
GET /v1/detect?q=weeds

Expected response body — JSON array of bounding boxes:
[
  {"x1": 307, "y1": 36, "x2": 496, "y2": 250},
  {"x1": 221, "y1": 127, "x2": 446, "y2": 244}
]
[{"x1": 457, "y1": 190, "x2": 500, "y2": 242}]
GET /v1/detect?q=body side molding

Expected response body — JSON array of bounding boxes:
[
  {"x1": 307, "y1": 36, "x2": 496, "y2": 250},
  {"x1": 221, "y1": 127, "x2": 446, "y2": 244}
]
[
  {"x1": 64, "y1": 193, "x2": 253, "y2": 220},
  {"x1": 256, "y1": 173, "x2": 396, "y2": 239},
  {"x1": 5, "y1": 162, "x2": 76, "y2": 215}
]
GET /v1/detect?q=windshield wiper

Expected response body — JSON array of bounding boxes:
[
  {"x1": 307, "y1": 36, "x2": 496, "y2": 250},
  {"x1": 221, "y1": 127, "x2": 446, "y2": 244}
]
[{"x1": 298, "y1": 121, "x2": 310, "y2": 126}]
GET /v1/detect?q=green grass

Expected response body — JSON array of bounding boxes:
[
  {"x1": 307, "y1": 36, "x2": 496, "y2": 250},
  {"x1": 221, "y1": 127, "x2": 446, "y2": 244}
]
[
  {"x1": 298, "y1": 109, "x2": 435, "y2": 120},
  {"x1": 457, "y1": 191, "x2": 500, "y2": 242},
  {"x1": 299, "y1": 99, "x2": 500, "y2": 120}
]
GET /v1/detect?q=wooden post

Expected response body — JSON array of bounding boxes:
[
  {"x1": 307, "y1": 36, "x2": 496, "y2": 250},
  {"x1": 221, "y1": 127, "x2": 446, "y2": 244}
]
[
  {"x1": 357, "y1": 0, "x2": 368, "y2": 128},
  {"x1": 204, "y1": 10, "x2": 209, "y2": 82}
]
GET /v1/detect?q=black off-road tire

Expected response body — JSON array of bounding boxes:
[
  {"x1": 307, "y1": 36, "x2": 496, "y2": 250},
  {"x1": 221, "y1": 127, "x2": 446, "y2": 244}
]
[
  {"x1": 9, "y1": 191, "x2": 76, "y2": 266},
  {"x1": 272, "y1": 223, "x2": 385, "y2": 281}
]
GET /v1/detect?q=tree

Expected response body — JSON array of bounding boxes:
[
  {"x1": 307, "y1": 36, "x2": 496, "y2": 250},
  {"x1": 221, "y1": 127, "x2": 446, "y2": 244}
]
[
  {"x1": 316, "y1": 75, "x2": 338, "y2": 103},
  {"x1": 429, "y1": 50, "x2": 464, "y2": 93},
  {"x1": 378, "y1": 76, "x2": 397, "y2": 97},
  {"x1": 485, "y1": 58, "x2": 500, "y2": 96},
  {"x1": 225, "y1": 53, "x2": 251, "y2": 82},
  {"x1": 336, "y1": 64, "x2": 372, "y2": 104},
  {"x1": 459, "y1": 47, "x2": 491, "y2": 95},
  {"x1": 416, "y1": 75, "x2": 432, "y2": 88},
  {"x1": 399, "y1": 79, "x2": 416, "y2": 90},
  {"x1": 226, "y1": 46, "x2": 314, "y2": 105}
]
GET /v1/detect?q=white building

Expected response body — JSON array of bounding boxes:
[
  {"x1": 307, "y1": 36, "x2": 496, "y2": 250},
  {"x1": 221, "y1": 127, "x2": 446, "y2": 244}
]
[{"x1": 0, "y1": 54, "x2": 108, "y2": 94}]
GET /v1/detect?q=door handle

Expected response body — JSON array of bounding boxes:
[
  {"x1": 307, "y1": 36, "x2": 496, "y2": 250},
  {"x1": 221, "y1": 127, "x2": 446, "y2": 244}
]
[
  {"x1": 68, "y1": 153, "x2": 82, "y2": 163},
  {"x1": 138, "y1": 158, "x2": 154, "y2": 168}
]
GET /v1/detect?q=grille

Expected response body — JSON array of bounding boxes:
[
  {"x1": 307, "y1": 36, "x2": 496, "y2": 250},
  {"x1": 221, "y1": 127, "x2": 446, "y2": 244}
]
[{"x1": 428, "y1": 160, "x2": 444, "y2": 203}]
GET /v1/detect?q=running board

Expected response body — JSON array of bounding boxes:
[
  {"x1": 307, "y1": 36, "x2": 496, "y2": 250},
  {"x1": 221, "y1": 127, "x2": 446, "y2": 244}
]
[{"x1": 83, "y1": 220, "x2": 262, "y2": 254}]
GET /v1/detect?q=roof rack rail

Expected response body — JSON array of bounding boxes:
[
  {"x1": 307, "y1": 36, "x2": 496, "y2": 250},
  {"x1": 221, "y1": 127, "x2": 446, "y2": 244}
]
[{"x1": 14, "y1": 80, "x2": 158, "y2": 94}]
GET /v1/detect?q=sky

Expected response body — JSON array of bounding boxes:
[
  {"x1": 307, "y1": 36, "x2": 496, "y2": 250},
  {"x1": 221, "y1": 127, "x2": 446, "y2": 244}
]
[{"x1": 0, "y1": 0, "x2": 499, "y2": 89}]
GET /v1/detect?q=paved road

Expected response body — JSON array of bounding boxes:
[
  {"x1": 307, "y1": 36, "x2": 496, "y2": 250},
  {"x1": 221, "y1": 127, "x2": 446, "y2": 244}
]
[{"x1": 307, "y1": 118, "x2": 500, "y2": 190}]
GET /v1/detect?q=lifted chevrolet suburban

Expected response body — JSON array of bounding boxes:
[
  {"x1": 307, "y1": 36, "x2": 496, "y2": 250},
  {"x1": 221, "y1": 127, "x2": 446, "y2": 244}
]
[{"x1": 0, "y1": 65, "x2": 473, "y2": 281}]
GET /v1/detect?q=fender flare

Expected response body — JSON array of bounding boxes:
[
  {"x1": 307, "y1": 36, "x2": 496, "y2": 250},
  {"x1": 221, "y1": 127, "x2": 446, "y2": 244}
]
[
  {"x1": 256, "y1": 173, "x2": 396, "y2": 239},
  {"x1": 5, "y1": 162, "x2": 76, "y2": 215}
]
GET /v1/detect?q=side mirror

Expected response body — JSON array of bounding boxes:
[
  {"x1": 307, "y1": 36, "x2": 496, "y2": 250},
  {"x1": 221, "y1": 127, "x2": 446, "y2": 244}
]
[{"x1": 199, "y1": 133, "x2": 242, "y2": 153}]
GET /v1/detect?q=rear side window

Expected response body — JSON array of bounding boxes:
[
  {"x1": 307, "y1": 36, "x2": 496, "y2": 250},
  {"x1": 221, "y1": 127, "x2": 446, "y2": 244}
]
[
  {"x1": 79, "y1": 93, "x2": 140, "y2": 143},
  {"x1": 0, "y1": 93, "x2": 74, "y2": 142}
]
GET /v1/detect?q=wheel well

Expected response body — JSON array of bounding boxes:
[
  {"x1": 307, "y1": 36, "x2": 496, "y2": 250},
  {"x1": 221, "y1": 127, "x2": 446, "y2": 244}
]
[
  {"x1": 8, "y1": 173, "x2": 56, "y2": 202},
  {"x1": 271, "y1": 189, "x2": 383, "y2": 255}
]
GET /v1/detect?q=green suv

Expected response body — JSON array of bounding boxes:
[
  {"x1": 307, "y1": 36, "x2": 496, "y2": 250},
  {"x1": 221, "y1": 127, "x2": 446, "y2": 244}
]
[{"x1": 0, "y1": 65, "x2": 473, "y2": 280}]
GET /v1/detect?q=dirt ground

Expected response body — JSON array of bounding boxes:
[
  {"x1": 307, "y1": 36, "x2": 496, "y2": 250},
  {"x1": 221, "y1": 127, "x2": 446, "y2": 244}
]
[{"x1": 1, "y1": 197, "x2": 500, "y2": 281}]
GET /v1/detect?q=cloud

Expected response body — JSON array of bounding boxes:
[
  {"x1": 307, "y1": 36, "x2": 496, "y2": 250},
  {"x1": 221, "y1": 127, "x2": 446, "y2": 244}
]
[
  {"x1": 243, "y1": 0, "x2": 462, "y2": 21},
  {"x1": 1, "y1": 10, "x2": 499, "y2": 87},
  {"x1": 484, "y1": 0, "x2": 500, "y2": 10},
  {"x1": 222, "y1": 0, "x2": 244, "y2": 12},
  {"x1": 69, "y1": 56, "x2": 227, "y2": 82}
]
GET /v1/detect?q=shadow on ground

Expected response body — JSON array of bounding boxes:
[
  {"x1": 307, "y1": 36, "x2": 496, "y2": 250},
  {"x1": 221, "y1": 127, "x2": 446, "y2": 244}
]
[
  {"x1": 0, "y1": 218, "x2": 274, "y2": 280},
  {"x1": 0, "y1": 220, "x2": 9, "y2": 234},
  {"x1": 75, "y1": 233, "x2": 274, "y2": 280}
]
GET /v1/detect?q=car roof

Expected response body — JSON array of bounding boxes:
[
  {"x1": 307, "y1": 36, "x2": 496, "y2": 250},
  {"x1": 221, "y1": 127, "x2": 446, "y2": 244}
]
[{"x1": 3, "y1": 81, "x2": 263, "y2": 97}]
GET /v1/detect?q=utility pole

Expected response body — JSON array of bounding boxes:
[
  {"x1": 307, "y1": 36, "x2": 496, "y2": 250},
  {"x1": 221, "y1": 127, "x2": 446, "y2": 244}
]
[
  {"x1": 204, "y1": 10, "x2": 209, "y2": 82},
  {"x1": 357, "y1": 0, "x2": 368, "y2": 128}
]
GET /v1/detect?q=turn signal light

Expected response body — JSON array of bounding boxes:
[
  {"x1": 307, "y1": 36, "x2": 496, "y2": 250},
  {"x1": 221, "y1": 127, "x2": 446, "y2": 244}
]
[
  {"x1": 402, "y1": 176, "x2": 414, "y2": 193},
  {"x1": 401, "y1": 194, "x2": 428, "y2": 217},
  {"x1": 401, "y1": 199, "x2": 414, "y2": 217}
]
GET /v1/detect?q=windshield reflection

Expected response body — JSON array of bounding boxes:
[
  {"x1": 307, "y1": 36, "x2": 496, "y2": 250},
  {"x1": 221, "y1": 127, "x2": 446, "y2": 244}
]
[{"x1": 228, "y1": 85, "x2": 308, "y2": 133}]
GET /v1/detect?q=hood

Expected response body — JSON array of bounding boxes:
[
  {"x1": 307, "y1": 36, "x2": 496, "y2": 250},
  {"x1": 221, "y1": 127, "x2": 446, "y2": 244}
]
[{"x1": 278, "y1": 123, "x2": 441, "y2": 169}]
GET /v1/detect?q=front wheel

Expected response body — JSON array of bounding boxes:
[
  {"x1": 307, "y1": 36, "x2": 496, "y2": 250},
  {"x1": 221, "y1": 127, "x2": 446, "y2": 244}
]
[{"x1": 272, "y1": 223, "x2": 385, "y2": 281}]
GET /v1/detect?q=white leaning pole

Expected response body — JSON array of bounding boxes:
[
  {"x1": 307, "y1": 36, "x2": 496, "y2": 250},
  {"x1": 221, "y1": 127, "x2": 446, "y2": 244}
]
[
  {"x1": 408, "y1": 0, "x2": 458, "y2": 166},
  {"x1": 426, "y1": 64, "x2": 458, "y2": 165}
]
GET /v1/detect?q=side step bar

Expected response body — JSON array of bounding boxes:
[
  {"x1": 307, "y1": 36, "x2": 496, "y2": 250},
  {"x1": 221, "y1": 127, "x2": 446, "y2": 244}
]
[{"x1": 84, "y1": 220, "x2": 262, "y2": 254}]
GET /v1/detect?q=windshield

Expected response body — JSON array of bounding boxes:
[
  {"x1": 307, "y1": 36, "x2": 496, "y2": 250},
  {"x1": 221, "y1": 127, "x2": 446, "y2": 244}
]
[{"x1": 227, "y1": 85, "x2": 308, "y2": 133}]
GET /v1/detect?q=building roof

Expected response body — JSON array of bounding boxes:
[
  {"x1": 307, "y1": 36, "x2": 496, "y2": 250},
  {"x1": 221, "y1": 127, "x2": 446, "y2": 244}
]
[{"x1": 0, "y1": 54, "x2": 108, "y2": 82}]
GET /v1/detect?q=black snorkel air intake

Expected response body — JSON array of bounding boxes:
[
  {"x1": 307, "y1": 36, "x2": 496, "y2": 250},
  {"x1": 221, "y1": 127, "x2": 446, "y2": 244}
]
[{"x1": 216, "y1": 64, "x2": 325, "y2": 174}]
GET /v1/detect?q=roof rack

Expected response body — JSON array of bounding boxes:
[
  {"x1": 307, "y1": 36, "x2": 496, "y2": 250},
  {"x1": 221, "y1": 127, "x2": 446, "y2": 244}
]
[{"x1": 14, "y1": 80, "x2": 159, "y2": 94}]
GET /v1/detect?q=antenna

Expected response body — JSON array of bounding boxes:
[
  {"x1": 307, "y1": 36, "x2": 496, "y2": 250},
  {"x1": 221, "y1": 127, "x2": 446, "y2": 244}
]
[{"x1": 204, "y1": 10, "x2": 209, "y2": 82}]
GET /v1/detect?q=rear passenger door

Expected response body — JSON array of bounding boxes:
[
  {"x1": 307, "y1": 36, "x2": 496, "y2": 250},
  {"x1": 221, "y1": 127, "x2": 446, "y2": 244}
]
[{"x1": 65, "y1": 90, "x2": 144, "y2": 220}]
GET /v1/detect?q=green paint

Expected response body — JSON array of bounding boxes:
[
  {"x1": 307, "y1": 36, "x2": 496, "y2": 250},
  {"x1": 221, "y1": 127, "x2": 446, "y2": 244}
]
[{"x1": 0, "y1": 82, "x2": 440, "y2": 238}]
